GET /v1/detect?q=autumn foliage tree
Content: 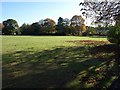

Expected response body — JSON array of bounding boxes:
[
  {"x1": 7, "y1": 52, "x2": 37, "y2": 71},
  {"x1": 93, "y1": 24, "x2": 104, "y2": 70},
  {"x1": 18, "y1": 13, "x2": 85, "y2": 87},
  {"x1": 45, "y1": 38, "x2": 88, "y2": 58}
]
[
  {"x1": 39, "y1": 18, "x2": 56, "y2": 35},
  {"x1": 70, "y1": 15, "x2": 86, "y2": 35}
]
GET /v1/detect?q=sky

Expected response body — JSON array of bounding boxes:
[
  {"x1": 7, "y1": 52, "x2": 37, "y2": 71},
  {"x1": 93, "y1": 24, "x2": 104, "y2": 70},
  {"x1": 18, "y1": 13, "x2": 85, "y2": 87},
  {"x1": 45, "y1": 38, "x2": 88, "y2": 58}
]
[{"x1": 1, "y1": 0, "x2": 92, "y2": 26}]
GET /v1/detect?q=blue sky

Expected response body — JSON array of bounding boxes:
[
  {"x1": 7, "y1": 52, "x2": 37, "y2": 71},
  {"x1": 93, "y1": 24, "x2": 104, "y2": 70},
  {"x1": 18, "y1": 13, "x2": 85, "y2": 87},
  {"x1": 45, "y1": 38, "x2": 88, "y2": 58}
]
[{"x1": 1, "y1": 1, "x2": 90, "y2": 26}]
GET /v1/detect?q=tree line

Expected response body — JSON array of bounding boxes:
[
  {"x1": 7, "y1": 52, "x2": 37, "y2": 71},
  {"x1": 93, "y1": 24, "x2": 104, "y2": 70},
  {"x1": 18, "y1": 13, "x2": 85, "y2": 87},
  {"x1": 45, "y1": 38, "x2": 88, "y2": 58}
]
[
  {"x1": 1, "y1": 15, "x2": 87, "y2": 36},
  {"x1": 1, "y1": 0, "x2": 120, "y2": 44}
]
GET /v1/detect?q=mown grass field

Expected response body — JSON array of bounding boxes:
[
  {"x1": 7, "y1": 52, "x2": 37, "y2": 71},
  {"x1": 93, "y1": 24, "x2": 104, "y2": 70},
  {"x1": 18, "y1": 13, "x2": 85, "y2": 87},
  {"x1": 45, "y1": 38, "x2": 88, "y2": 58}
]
[{"x1": 2, "y1": 36, "x2": 119, "y2": 89}]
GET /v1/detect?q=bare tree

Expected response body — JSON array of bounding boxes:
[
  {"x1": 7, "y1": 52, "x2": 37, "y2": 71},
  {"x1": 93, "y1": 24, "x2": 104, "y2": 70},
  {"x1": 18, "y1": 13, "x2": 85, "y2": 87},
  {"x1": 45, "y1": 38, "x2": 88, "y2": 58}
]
[{"x1": 79, "y1": 0, "x2": 120, "y2": 27}]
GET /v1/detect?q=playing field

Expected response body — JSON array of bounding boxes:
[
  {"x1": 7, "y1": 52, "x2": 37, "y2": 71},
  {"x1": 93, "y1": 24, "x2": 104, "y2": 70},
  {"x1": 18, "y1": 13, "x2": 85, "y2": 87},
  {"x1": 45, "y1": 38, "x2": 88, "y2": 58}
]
[
  {"x1": 2, "y1": 36, "x2": 118, "y2": 88},
  {"x1": 2, "y1": 36, "x2": 107, "y2": 53}
]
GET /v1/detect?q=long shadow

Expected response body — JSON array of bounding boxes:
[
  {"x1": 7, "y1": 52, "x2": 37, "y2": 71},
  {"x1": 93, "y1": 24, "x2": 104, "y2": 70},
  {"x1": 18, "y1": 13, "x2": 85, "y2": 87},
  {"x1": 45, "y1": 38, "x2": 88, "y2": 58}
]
[
  {"x1": 90, "y1": 44, "x2": 120, "y2": 89},
  {"x1": 2, "y1": 45, "x2": 119, "y2": 89}
]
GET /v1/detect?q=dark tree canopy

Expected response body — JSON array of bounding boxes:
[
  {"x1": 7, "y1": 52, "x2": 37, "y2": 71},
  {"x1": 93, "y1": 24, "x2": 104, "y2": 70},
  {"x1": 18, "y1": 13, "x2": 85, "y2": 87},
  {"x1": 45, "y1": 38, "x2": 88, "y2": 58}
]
[
  {"x1": 19, "y1": 23, "x2": 31, "y2": 35},
  {"x1": 2, "y1": 19, "x2": 19, "y2": 35},
  {"x1": 107, "y1": 25, "x2": 120, "y2": 45},
  {"x1": 56, "y1": 17, "x2": 70, "y2": 35},
  {"x1": 57, "y1": 17, "x2": 64, "y2": 26},
  {"x1": 30, "y1": 22, "x2": 41, "y2": 35}
]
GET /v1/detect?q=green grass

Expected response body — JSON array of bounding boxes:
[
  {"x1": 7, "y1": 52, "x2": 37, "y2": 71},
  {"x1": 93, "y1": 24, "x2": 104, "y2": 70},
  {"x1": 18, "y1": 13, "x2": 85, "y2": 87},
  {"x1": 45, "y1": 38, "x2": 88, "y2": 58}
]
[
  {"x1": 2, "y1": 36, "x2": 107, "y2": 54},
  {"x1": 2, "y1": 36, "x2": 118, "y2": 89}
]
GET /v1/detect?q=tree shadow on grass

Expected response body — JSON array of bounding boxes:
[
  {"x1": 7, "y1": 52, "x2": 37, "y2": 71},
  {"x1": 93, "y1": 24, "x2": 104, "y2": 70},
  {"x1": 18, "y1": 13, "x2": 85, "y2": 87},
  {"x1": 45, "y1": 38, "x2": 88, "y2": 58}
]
[
  {"x1": 2, "y1": 45, "x2": 119, "y2": 89},
  {"x1": 90, "y1": 44, "x2": 120, "y2": 89}
]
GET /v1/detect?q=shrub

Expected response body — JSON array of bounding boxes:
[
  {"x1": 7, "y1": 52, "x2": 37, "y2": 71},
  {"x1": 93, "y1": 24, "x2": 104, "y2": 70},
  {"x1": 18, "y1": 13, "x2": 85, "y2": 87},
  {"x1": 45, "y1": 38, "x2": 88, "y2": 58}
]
[
  {"x1": 107, "y1": 25, "x2": 120, "y2": 45},
  {"x1": 82, "y1": 32, "x2": 88, "y2": 36}
]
